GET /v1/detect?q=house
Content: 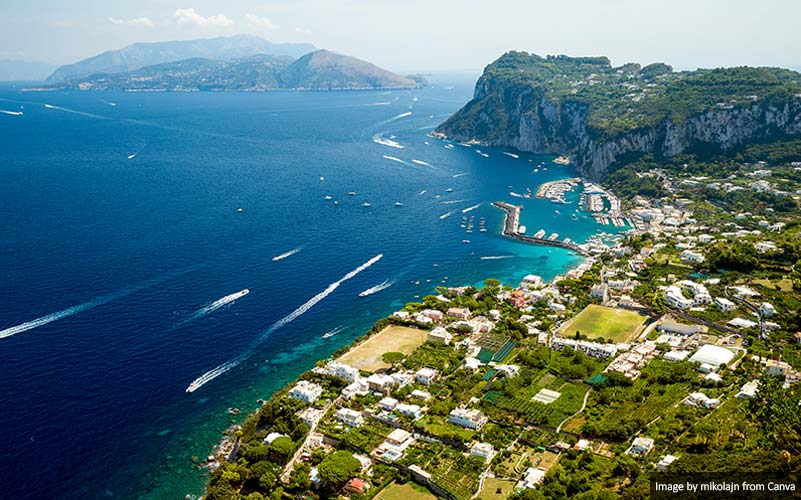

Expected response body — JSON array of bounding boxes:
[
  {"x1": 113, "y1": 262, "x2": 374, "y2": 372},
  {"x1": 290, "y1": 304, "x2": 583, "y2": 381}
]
[
  {"x1": 590, "y1": 283, "x2": 610, "y2": 303},
  {"x1": 470, "y1": 442, "x2": 496, "y2": 463},
  {"x1": 420, "y1": 309, "x2": 444, "y2": 322},
  {"x1": 657, "y1": 455, "x2": 678, "y2": 471},
  {"x1": 760, "y1": 302, "x2": 776, "y2": 317},
  {"x1": 507, "y1": 290, "x2": 527, "y2": 308},
  {"x1": 794, "y1": 332, "x2": 801, "y2": 345},
  {"x1": 298, "y1": 407, "x2": 325, "y2": 428},
  {"x1": 411, "y1": 389, "x2": 431, "y2": 400},
  {"x1": 427, "y1": 327, "x2": 452, "y2": 345},
  {"x1": 448, "y1": 407, "x2": 488, "y2": 430},
  {"x1": 345, "y1": 478, "x2": 369, "y2": 495},
  {"x1": 755, "y1": 241, "x2": 779, "y2": 253},
  {"x1": 342, "y1": 379, "x2": 370, "y2": 399},
  {"x1": 289, "y1": 380, "x2": 323, "y2": 403},
  {"x1": 391, "y1": 371, "x2": 415, "y2": 388},
  {"x1": 664, "y1": 286, "x2": 694, "y2": 309},
  {"x1": 336, "y1": 408, "x2": 364, "y2": 427},
  {"x1": 367, "y1": 373, "x2": 395, "y2": 394},
  {"x1": 415, "y1": 367, "x2": 439, "y2": 386},
  {"x1": 395, "y1": 403, "x2": 424, "y2": 420},
  {"x1": 378, "y1": 397, "x2": 399, "y2": 411},
  {"x1": 626, "y1": 436, "x2": 655, "y2": 456},
  {"x1": 521, "y1": 274, "x2": 543, "y2": 288},
  {"x1": 447, "y1": 307, "x2": 471, "y2": 320},
  {"x1": 518, "y1": 467, "x2": 546, "y2": 489},
  {"x1": 680, "y1": 250, "x2": 705, "y2": 263},
  {"x1": 549, "y1": 302, "x2": 566, "y2": 312},
  {"x1": 728, "y1": 317, "x2": 758, "y2": 329},
  {"x1": 664, "y1": 350, "x2": 690, "y2": 363},
  {"x1": 715, "y1": 297, "x2": 736, "y2": 312},
  {"x1": 684, "y1": 392, "x2": 720, "y2": 409},
  {"x1": 736, "y1": 380, "x2": 759, "y2": 399},
  {"x1": 325, "y1": 361, "x2": 361, "y2": 384},
  {"x1": 550, "y1": 337, "x2": 618, "y2": 358},
  {"x1": 375, "y1": 428, "x2": 415, "y2": 462},
  {"x1": 385, "y1": 428, "x2": 413, "y2": 447}
]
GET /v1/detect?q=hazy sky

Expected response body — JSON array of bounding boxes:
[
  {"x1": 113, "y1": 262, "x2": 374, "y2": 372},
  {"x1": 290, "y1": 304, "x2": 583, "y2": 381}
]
[{"x1": 1, "y1": 0, "x2": 800, "y2": 72}]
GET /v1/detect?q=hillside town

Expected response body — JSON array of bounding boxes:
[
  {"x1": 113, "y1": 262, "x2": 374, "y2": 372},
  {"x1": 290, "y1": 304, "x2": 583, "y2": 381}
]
[{"x1": 204, "y1": 156, "x2": 801, "y2": 500}]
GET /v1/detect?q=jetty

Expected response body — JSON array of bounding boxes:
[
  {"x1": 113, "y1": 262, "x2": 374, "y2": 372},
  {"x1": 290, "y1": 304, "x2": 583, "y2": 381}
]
[{"x1": 492, "y1": 201, "x2": 589, "y2": 256}]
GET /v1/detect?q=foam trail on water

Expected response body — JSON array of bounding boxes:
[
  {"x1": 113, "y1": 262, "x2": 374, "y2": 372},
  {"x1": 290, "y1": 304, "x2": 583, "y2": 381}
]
[
  {"x1": 462, "y1": 203, "x2": 482, "y2": 213},
  {"x1": 442, "y1": 199, "x2": 468, "y2": 205},
  {"x1": 178, "y1": 289, "x2": 250, "y2": 326},
  {"x1": 0, "y1": 272, "x2": 181, "y2": 340},
  {"x1": 453, "y1": 172, "x2": 469, "y2": 178},
  {"x1": 0, "y1": 109, "x2": 23, "y2": 116},
  {"x1": 372, "y1": 134, "x2": 404, "y2": 149},
  {"x1": 272, "y1": 246, "x2": 303, "y2": 262},
  {"x1": 418, "y1": 190, "x2": 427, "y2": 195},
  {"x1": 383, "y1": 155, "x2": 408, "y2": 165},
  {"x1": 439, "y1": 211, "x2": 454, "y2": 220},
  {"x1": 44, "y1": 103, "x2": 107, "y2": 120},
  {"x1": 480, "y1": 255, "x2": 515, "y2": 260},
  {"x1": 186, "y1": 254, "x2": 384, "y2": 392},
  {"x1": 411, "y1": 159, "x2": 433, "y2": 167}
]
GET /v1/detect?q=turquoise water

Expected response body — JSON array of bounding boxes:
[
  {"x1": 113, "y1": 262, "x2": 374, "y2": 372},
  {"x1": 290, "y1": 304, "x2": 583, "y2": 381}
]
[{"x1": 0, "y1": 75, "x2": 611, "y2": 499}]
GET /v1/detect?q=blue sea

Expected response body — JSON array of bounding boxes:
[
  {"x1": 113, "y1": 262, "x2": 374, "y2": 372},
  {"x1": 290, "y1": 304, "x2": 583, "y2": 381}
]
[{"x1": 0, "y1": 75, "x2": 611, "y2": 499}]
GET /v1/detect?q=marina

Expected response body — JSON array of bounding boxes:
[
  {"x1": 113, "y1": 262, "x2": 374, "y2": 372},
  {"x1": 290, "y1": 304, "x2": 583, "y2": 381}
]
[{"x1": 492, "y1": 201, "x2": 590, "y2": 256}]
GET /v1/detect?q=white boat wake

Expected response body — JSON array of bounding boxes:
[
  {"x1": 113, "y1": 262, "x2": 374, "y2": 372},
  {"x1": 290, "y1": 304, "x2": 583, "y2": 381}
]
[
  {"x1": 127, "y1": 153, "x2": 137, "y2": 159},
  {"x1": 0, "y1": 272, "x2": 181, "y2": 340},
  {"x1": 480, "y1": 255, "x2": 515, "y2": 260},
  {"x1": 372, "y1": 133, "x2": 404, "y2": 149},
  {"x1": 452, "y1": 172, "x2": 468, "y2": 178},
  {"x1": 44, "y1": 103, "x2": 106, "y2": 120},
  {"x1": 383, "y1": 155, "x2": 408, "y2": 165},
  {"x1": 0, "y1": 109, "x2": 23, "y2": 116},
  {"x1": 177, "y1": 289, "x2": 250, "y2": 326},
  {"x1": 418, "y1": 190, "x2": 427, "y2": 195},
  {"x1": 358, "y1": 279, "x2": 396, "y2": 297},
  {"x1": 503, "y1": 152, "x2": 520, "y2": 159},
  {"x1": 321, "y1": 326, "x2": 345, "y2": 339},
  {"x1": 272, "y1": 246, "x2": 303, "y2": 262},
  {"x1": 384, "y1": 111, "x2": 412, "y2": 123},
  {"x1": 442, "y1": 199, "x2": 468, "y2": 205},
  {"x1": 186, "y1": 254, "x2": 384, "y2": 392},
  {"x1": 462, "y1": 203, "x2": 482, "y2": 213},
  {"x1": 411, "y1": 159, "x2": 433, "y2": 167},
  {"x1": 439, "y1": 211, "x2": 454, "y2": 220}
]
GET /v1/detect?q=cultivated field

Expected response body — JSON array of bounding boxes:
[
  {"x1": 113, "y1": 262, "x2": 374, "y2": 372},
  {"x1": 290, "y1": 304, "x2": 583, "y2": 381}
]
[
  {"x1": 337, "y1": 325, "x2": 428, "y2": 372},
  {"x1": 560, "y1": 304, "x2": 646, "y2": 343},
  {"x1": 479, "y1": 477, "x2": 517, "y2": 500},
  {"x1": 377, "y1": 481, "x2": 437, "y2": 500}
]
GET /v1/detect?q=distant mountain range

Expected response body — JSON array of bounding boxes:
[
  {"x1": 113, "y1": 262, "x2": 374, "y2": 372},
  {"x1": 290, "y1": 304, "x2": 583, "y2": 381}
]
[
  {"x1": 0, "y1": 60, "x2": 56, "y2": 81},
  {"x1": 44, "y1": 35, "x2": 422, "y2": 91},
  {"x1": 46, "y1": 34, "x2": 317, "y2": 83}
]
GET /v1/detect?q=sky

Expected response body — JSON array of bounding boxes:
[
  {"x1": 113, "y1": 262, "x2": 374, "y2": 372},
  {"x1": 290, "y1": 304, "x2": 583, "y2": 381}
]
[{"x1": 1, "y1": 0, "x2": 800, "y2": 73}]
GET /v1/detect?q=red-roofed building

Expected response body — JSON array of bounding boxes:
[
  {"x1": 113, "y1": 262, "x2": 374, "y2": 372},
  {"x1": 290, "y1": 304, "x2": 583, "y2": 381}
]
[{"x1": 345, "y1": 478, "x2": 369, "y2": 494}]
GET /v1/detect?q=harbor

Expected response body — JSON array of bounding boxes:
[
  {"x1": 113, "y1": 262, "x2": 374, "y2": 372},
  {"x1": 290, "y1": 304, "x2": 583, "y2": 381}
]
[{"x1": 492, "y1": 201, "x2": 590, "y2": 256}]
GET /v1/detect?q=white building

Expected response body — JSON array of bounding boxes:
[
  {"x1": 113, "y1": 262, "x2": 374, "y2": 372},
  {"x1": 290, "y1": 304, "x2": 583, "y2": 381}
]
[
  {"x1": 336, "y1": 408, "x2": 364, "y2": 427},
  {"x1": 521, "y1": 274, "x2": 543, "y2": 289},
  {"x1": 378, "y1": 397, "x2": 399, "y2": 411},
  {"x1": 760, "y1": 302, "x2": 776, "y2": 316},
  {"x1": 755, "y1": 241, "x2": 778, "y2": 253},
  {"x1": 664, "y1": 286, "x2": 694, "y2": 309},
  {"x1": 680, "y1": 250, "x2": 705, "y2": 263},
  {"x1": 470, "y1": 442, "x2": 496, "y2": 463},
  {"x1": 518, "y1": 467, "x2": 546, "y2": 490},
  {"x1": 367, "y1": 373, "x2": 395, "y2": 394},
  {"x1": 550, "y1": 336, "x2": 618, "y2": 358},
  {"x1": 715, "y1": 297, "x2": 736, "y2": 312},
  {"x1": 325, "y1": 361, "x2": 361, "y2": 384},
  {"x1": 427, "y1": 327, "x2": 452, "y2": 345},
  {"x1": 342, "y1": 379, "x2": 370, "y2": 399},
  {"x1": 448, "y1": 408, "x2": 488, "y2": 430},
  {"x1": 415, "y1": 367, "x2": 439, "y2": 386},
  {"x1": 395, "y1": 403, "x2": 424, "y2": 420},
  {"x1": 684, "y1": 392, "x2": 720, "y2": 409},
  {"x1": 289, "y1": 380, "x2": 323, "y2": 403},
  {"x1": 447, "y1": 307, "x2": 471, "y2": 320},
  {"x1": 626, "y1": 436, "x2": 655, "y2": 456},
  {"x1": 688, "y1": 344, "x2": 735, "y2": 372},
  {"x1": 657, "y1": 455, "x2": 678, "y2": 471},
  {"x1": 736, "y1": 380, "x2": 759, "y2": 399}
]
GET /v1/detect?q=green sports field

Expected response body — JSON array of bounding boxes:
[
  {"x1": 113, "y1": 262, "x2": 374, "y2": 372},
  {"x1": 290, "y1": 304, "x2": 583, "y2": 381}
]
[{"x1": 559, "y1": 305, "x2": 646, "y2": 343}]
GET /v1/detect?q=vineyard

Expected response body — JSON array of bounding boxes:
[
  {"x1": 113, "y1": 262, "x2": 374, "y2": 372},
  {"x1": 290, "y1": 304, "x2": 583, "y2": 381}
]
[
  {"x1": 430, "y1": 457, "x2": 481, "y2": 500},
  {"x1": 486, "y1": 383, "x2": 588, "y2": 428},
  {"x1": 600, "y1": 383, "x2": 686, "y2": 427}
]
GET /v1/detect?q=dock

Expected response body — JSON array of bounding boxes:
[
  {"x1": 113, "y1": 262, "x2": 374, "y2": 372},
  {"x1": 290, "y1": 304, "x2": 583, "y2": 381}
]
[{"x1": 492, "y1": 201, "x2": 589, "y2": 256}]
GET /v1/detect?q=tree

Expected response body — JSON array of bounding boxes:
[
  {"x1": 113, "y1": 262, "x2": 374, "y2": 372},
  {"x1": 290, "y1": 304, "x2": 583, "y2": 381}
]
[
  {"x1": 317, "y1": 450, "x2": 361, "y2": 488},
  {"x1": 382, "y1": 351, "x2": 406, "y2": 365},
  {"x1": 268, "y1": 436, "x2": 295, "y2": 463}
]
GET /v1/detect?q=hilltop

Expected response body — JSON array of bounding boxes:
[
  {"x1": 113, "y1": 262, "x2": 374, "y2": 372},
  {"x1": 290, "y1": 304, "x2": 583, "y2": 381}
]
[
  {"x1": 46, "y1": 34, "x2": 317, "y2": 83},
  {"x1": 435, "y1": 52, "x2": 801, "y2": 180}
]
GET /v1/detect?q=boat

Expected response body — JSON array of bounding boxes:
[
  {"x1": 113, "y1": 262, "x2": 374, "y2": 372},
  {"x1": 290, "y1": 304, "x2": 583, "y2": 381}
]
[
  {"x1": 237, "y1": 208, "x2": 244, "y2": 213},
  {"x1": 462, "y1": 239, "x2": 471, "y2": 244},
  {"x1": 534, "y1": 229, "x2": 546, "y2": 238},
  {"x1": 445, "y1": 188, "x2": 454, "y2": 193},
  {"x1": 571, "y1": 214, "x2": 579, "y2": 220},
  {"x1": 554, "y1": 209, "x2": 561, "y2": 215},
  {"x1": 227, "y1": 407, "x2": 241, "y2": 415},
  {"x1": 320, "y1": 176, "x2": 325, "y2": 181},
  {"x1": 480, "y1": 227, "x2": 487, "y2": 232},
  {"x1": 324, "y1": 195, "x2": 332, "y2": 200},
  {"x1": 394, "y1": 202, "x2": 404, "y2": 207},
  {"x1": 362, "y1": 202, "x2": 372, "y2": 207},
  {"x1": 553, "y1": 156, "x2": 570, "y2": 165},
  {"x1": 333, "y1": 201, "x2": 339, "y2": 205},
  {"x1": 348, "y1": 191, "x2": 357, "y2": 196}
]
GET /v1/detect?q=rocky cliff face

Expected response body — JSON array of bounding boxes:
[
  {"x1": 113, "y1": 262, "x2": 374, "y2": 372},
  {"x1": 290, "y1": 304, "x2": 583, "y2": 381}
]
[{"x1": 437, "y1": 72, "x2": 801, "y2": 181}]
